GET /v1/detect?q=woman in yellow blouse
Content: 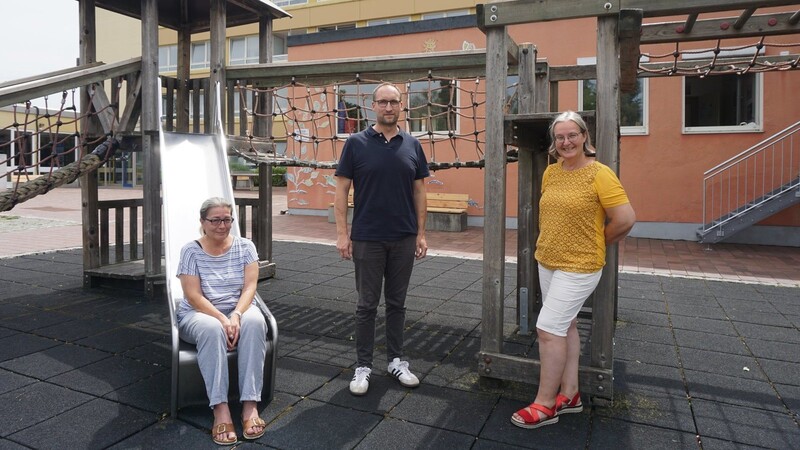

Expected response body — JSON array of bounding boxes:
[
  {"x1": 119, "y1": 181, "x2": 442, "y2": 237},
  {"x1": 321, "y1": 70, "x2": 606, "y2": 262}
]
[{"x1": 512, "y1": 111, "x2": 636, "y2": 429}]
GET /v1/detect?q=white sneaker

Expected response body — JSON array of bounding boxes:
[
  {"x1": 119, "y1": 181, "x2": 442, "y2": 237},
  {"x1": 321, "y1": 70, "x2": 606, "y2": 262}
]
[
  {"x1": 349, "y1": 366, "x2": 371, "y2": 396},
  {"x1": 388, "y1": 358, "x2": 420, "y2": 388}
]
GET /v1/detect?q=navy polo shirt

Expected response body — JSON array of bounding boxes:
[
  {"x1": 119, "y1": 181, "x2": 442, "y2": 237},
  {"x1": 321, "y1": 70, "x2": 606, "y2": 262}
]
[{"x1": 335, "y1": 126, "x2": 429, "y2": 241}]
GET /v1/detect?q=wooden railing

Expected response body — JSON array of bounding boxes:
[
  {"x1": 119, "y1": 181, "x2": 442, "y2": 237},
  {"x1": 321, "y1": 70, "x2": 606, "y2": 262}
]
[{"x1": 96, "y1": 196, "x2": 265, "y2": 267}]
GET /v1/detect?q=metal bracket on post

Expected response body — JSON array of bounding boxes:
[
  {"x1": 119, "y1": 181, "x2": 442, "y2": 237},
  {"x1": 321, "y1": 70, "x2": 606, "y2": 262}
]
[{"x1": 519, "y1": 287, "x2": 529, "y2": 335}]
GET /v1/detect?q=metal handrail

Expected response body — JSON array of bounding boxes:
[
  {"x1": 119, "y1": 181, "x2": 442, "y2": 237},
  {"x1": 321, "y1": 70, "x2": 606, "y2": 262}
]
[{"x1": 701, "y1": 121, "x2": 800, "y2": 233}]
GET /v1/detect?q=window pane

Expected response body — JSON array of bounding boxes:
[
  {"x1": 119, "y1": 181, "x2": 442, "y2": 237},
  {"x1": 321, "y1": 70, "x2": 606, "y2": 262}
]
[
  {"x1": 246, "y1": 35, "x2": 259, "y2": 61},
  {"x1": 336, "y1": 84, "x2": 378, "y2": 134},
  {"x1": 230, "y1": 38, "x2": 245, "y2": 61},
  {"x1": 407, "y1": 80, "x2": 456, "y2": 134},
  {"x1": 685, "y1": 73, "x2": 756, "y2": 127},
  {"x1": 621, "y1": 82, "x2": 644, "y2": 127},
  {"x1": 191, "y1": 42, "x2": 208, "y2": 69}
]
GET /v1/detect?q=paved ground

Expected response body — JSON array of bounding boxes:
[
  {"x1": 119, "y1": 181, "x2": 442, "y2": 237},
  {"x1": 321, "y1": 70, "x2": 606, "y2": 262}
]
[{"x1": 0, "y1": 186, "x2": 798, "y2": 449}]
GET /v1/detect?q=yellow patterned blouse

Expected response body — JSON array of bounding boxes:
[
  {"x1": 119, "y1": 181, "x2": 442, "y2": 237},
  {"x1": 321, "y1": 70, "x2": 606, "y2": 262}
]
[{"x1": 534, "y1": 161, "x2": 630, "y2": 273}]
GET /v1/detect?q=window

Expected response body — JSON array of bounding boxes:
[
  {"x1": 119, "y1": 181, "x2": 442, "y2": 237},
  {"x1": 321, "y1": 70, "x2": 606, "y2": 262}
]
[
  {"x1": 232, "y1": 89, "x2": 254, "y2": 118},
  {"x1": 158, "y1": 45, "x2": 177, "y2": 72},
  {"x1": 367, "y1": 16, "x2": 411, "y2": 26},
  {"x1": 191, "y1": 41, "x2": 210, "y2": 70},
  {"x1": 273, "y1": 33, "x2": 288, "y2": 62},
  {"x1": 318, "y1": 23, "x2": 356, "y2": 32},
  {"x1": 39, "y1": 133, "x2": 76, "y2": 167},
  {"x1": 506, "y1": 75, "x2": 519, "y2": 115},
  {"x1": 335, "y1": 84, "x2": 378, "y2": 134},
  {"x1": 407, "y1": 80, "x2": 457, "y2": 136},
  {"x1": 230, "y1": 34, "x2": 288, "y2": 64},
  {"x1": 421, "y1": 9, "x2": 470, "y2": 20},
  {"x1": 578, "y1": 57, "x2": 648, "y2": 135},
  {"x1": 683, "y1": 73, "x2": 761, "y2": 132},
  {"x1": 230, "y1": 35, "x2": 259, "y2": 66},
  {"x1": 273, "y1": 87, "x2": 290, "y2": 114},
  {"x1": 274, "y1": 0, "x2": 307, "y2": 6}
]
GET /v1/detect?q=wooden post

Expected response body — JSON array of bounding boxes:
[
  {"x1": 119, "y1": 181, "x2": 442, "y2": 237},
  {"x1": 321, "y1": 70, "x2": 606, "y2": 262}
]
[
  {"x1": 209, "y1": 0, "x2": 226, "y2": 131},
  {"x1": 176, "y1": 0, "x2": 190, "y2": 132},
  {"x1": 592, "y1": 15, "x2": 621, "y2": 396},
  {"x1": 79, "y1": 0, "x2": 100, "y2": 287},
  {"x1": 516, "y1": 43, "x2": 536, "y2": 335},
  {"x1": 141, "y1": 0, "x2": 161, "y2": 297},
  {"x1": 480, "y1": 27, "x2": 508, "y2": 359},
  {"x1": 257, "y1": 15, "x2": 275, "y2": 269}
]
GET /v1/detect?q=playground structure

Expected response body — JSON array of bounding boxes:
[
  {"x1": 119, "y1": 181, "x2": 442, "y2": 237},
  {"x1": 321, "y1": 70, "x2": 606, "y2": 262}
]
[{"x1": 0, "y1": 0, "x2": 798, "y2": 405}]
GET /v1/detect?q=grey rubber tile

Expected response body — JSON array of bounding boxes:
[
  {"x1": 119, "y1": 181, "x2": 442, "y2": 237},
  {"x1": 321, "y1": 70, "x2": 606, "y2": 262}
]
[
  {"x1": 0, "y1": 368, "x2": 36, "y2": 396},
  {"x1": 47, "y1": 356, "x2": 166, "y2": 397},
  {"x1": 308, "y1": 371, "x2": 407, "y2": 415},
  {"x1": 480, "y1": 397, "x2": 589, "y2": 448},
  {"x1": 588, "y1": 416, "x2": 699, "y2": 449},
  {"x1": 106, "y1": 419, "x2": 210, "y2": 450},
  {"x1": 355, "y1": 417, "x2": 476, "y2": 449},
  {"x1": 0, "y1": 343, "x2": 110, "y2": 380},
  {"x1": 683, "y1": 369, "x2": 784, "y2": 412},
  {"x1": 274, "y1": 357, "x2": 342, "y2": 397},
  {"x1": 692, "y1": 398, "x2": 800, "y2": 449},
  {"x1": 389, "y1": 384, "x2": 498, "y2": 434},
  {"x1": 0, "y1": 382, "x2": 93, "y2": 437}
]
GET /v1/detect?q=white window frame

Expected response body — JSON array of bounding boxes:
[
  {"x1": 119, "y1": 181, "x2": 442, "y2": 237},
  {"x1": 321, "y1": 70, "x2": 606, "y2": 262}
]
[
  {"x1": 190, "y1": 41, "x2": 210, "y2": 70},
  {"x1": 367, "y1": 16, "x2": 411, "y2": 27},
  {"x1": 681, "y1": 72, "x2": 763, "y2": 134},
  {"x1": 577, "y1": 56, "x2": 649, "y2": 135},
  {"x1": 229, "y1": 35, "x2": 259, "y2": 66},
  {"x1": 274, "y1": 0, "x2": 307, "y2": 7},
  {"x1": 158, "y1": 45, "x2": 178, "y2": 72},
  {"x1": 421, "y1": 9, "x2": 470, "y2": 20}
]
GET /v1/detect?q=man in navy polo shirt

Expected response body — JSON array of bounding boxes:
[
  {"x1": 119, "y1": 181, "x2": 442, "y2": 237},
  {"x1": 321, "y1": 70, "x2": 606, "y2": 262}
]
[{"x1": 334, "y1": 82, "x2": 429, "y2": 396}]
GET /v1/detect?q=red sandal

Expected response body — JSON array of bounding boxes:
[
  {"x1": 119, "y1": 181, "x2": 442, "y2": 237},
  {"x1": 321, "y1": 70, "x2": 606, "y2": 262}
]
[
  {"x1": 555, "y1": 392, "x2": 583, "y2": 415},
  {"x1": 510, "y1": 402, "x2": 559, "y2": 429}
]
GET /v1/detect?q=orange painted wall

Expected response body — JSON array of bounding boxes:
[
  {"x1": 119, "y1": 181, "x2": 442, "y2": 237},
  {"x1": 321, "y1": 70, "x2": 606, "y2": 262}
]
[{"x1": 284, "y1": 15, "x2": 800, "y2": 228}]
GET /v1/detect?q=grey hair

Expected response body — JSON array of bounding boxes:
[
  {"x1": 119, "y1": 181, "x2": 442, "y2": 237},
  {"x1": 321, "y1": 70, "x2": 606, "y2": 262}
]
[
  {"x1": 199, "y1": 197, "x2": 232, "y2": 235},
  {"x1": 547, "y1": 111, "x2": 594, "y2": 159}
]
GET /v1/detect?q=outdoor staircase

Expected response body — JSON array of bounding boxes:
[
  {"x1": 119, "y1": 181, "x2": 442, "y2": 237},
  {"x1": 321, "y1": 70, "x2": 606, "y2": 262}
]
[{"x1": 698, "y1": 120, "x2": 800, "y2": 244}]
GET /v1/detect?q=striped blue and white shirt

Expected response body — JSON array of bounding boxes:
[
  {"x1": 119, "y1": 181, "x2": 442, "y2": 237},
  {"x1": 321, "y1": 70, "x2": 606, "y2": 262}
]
[{"x1": 176, "y1": 235, "x2": 258, "y2": 323}]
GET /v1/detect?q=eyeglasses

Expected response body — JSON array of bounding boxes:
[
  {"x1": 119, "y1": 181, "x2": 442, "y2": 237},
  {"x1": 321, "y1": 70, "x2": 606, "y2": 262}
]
[
  {"x1": 203, "y1": 217, "x2": 234, "y2": 226},
  {"x1": 374, "y1": 100, "x2": 401, "y2": 108},
  {"x1": 554, "y1": 132, "x2": 583, "y2": 143}
]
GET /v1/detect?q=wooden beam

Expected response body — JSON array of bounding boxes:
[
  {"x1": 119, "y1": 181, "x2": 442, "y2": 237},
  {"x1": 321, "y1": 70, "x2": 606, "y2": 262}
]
[
  {"x1": 117, "y1": 72, "x2": 142, "y2": 134},
  {"x1": 478, "y1": 0, "x2": 617, "y2": 28},
  {"x1": 141, "y1": 0, "x2": 162, "y2": 296},
  {"x1": 623, "y1": 0, "x2": 800, "y2": 17},
  {"x1": 478, "y1": 351, "x2": 614, "y2": 400},
  {"x1": 480, "y1": 27, "x2": 508, "y2": 355},
  {"x1": 619, "y1": 9, "x2": 643, "y2": 94},
  {"x1": 0, "y1": 62, "x2": 103, "y2": 90},
  {"x1": 592, "y1": 15, "x2": 620, "y2": 375},
  {"x1": 515, "y1": 43, "x2": 536, "y2": 336},
  {"x1": 642, "y1": 12, "x2": 800, "y2": 44},
  {"x1": 176, "y1": 0, "x2": 191, "y2": 132},
  {"x1": 0, "y1": 58, "x2": 141, "y2": 108},
  {"x1": 506, "y1": 31, "x2": 519, "y2": 66},
  {"x1": 79, "y1": 0, "x2": 100, "y2": 281},
  {"x1": 477, "y1": 0, "x2": 800, "y2": 27},
  {"x1": 209, "y1": 0, "x2": 227, "y2": 130},
  {"x1": 734, "y1": 8, "x2": 756, "y2": 29},
  {"x1": 228, "y1": 50, "x2": 489, "y2": 87},
  {"x1": 683, "y1": 13, "x2": 699, "y2": 34},
  {"x1": 89, "y1": 83, "x2": 117, "y2": 135}
]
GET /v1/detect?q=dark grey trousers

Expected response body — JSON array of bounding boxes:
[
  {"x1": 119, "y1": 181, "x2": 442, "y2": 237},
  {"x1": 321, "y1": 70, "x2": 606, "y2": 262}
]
[{"x1": 352, "y1": 235, "x2": 416, "y2": 368}]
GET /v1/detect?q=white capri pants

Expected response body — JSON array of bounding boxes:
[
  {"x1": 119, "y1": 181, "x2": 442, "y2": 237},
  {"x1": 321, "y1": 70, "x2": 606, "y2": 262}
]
[
  {"x1": 536, "y1": 265, "x2": 603, "y2": 337},
  {"x1": 178, "y1": 306, "x2": 267, "y2": 407}
]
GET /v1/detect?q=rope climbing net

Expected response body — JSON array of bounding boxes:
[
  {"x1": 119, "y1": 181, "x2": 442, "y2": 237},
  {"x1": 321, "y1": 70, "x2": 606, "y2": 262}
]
[
  {"x1": 1, "y1": 89, "x2": 117, "y2": 185},
  {"x1": 229, "y1": 74, "x2": 520, "y2": 170},
  {"x1": 641, "y1": 38, "x2": 800, "y2": 77}
]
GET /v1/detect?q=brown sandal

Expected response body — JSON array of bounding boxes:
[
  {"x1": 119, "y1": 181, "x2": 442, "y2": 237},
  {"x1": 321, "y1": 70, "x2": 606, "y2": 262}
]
[
  {"x1": 211, "y1": 422, "x2": 237, "y2": 446},
  {"x1": 242, "y1": 416, "x2": 267, "y2": 440}
]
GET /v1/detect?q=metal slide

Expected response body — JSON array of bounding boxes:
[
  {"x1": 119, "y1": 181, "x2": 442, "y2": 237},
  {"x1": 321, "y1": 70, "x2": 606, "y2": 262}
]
[{"x1": 159, "y1": 83, "x2": 277, "y2": 415}]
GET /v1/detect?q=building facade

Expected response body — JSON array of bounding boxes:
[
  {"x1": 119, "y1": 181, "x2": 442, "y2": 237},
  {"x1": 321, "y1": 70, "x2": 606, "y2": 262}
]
[{"x1": 92, "y1": 1, "x2": 800, "y2": 246}]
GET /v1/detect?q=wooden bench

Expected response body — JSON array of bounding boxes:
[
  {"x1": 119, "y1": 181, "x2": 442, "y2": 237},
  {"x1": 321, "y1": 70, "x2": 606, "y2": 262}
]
[
  {"x1": 231, "y1": 172, "x2": 258, "y2": 190},
  {"x1": 327, "y1": 192, "x2": 469, "y2": 232}
]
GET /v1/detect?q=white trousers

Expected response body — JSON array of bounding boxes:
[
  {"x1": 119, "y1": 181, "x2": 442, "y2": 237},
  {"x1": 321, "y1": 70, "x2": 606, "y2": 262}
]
[
  {"x1": 536, "y1": 265, "x2": 603, "y2": 337},
  {"x1": 178, "y1": 306, "x2": 267, "y2": 407}
]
